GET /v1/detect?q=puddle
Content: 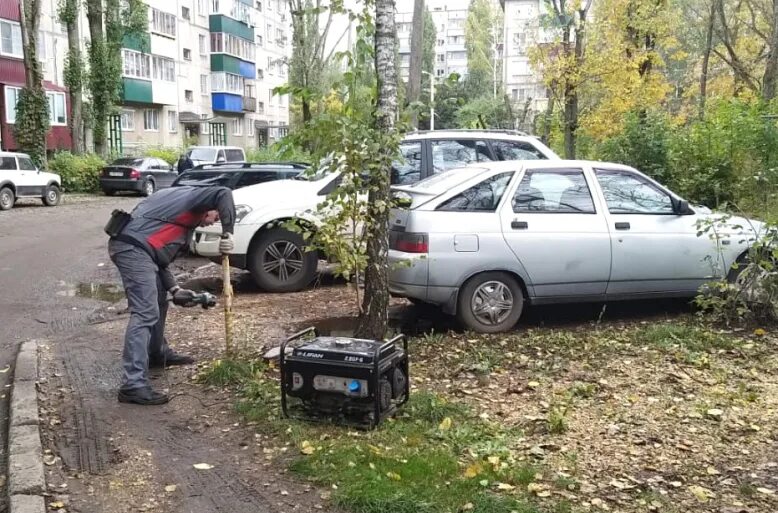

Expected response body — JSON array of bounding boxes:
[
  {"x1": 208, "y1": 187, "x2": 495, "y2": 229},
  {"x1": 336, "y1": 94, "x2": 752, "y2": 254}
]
[{"x1": 56, "y1": 283, "x2": 126, "y2": 303}]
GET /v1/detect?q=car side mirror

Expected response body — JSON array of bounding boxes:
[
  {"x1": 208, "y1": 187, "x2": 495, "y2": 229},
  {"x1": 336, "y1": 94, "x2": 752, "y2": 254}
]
[{"x1": 673, "y1": 198, "x2": 694, "y2": 215}]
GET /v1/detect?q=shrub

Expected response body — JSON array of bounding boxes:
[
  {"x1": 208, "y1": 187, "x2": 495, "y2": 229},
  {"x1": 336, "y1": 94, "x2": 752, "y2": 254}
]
[
  {"x1": 47, "y1": 152, "x2": 106, "y2": 193},
  {"x1": 146, "y1": 147, "x2": 181, "y2": 166},
  {"x1": 246, "y1": 142, "x2": 310, "y2": 164}
]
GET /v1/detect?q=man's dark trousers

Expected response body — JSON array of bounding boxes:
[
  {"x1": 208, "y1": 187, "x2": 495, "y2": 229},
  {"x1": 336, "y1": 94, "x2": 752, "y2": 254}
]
[{"x1": 109, "y1": 240, "x2": 172, "y2": 391}]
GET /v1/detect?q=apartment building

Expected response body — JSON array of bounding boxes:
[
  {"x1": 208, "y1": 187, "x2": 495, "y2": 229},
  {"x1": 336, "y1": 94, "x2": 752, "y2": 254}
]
[
  {"x1": 396, "y1": 0, "x2": 470, "y2": 82},
  {"x1": 502, "y1": 0, "x2": 549, "y2": 128},
  {"x1": 0, "y1": 0, "x2": 292, "y2": 153}
]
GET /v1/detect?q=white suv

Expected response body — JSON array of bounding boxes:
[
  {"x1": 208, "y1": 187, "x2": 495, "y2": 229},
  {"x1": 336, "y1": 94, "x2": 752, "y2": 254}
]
[
  {"x1": 0, "y1": 152, "x2": 62, "y2": 211},
  {"x1": 193, "y1": 130, "x2": 559, "y2": 292}
]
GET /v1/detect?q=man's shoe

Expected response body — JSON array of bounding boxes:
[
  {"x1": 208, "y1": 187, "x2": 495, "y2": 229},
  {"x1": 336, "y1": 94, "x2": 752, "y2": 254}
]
[
  {"x1": 118, "y1": 387, "x2": 169, "y2": 405},
  {"x1": 149, "y1": 352, "x2": 195, "y2": 368}
]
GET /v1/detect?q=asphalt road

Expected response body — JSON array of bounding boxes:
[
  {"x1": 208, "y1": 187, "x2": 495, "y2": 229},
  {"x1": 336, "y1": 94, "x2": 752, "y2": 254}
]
[{"x1": 0, "y1": 194, "x2": 138, "y2": 509}]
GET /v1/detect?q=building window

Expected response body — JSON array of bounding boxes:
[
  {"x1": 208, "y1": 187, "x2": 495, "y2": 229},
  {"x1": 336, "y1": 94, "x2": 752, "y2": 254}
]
[
  {"x1": 182, "y1": 6, "x2": 190, "y2": 19},
  {"x1": 185, "y1": 90, "x2": 194, "y2": 103},
  {"x1": 150, "y1": 8, "x2": 176, "y2": 38},
  {"x1": 200, "y1": 74, "x2": 208, "y2": 94},
  {"x1": 199, "y1": 34, "x2": 207, "y2": 54},
  {"x1": 201, "y1": 113, "x2": 209, "y2": 134},
  {"x1": 258, "y1": 101, "x2": 264, "y2": 114},
  {"x1": 143, "y1": 109, "x2": 159, "y2": 131},
  {"x1": 210, "y1": 32, "x2": 255, "y2": 61},
  {"x1": 257, "y1": 68, "x2": 263, "y2": 80},
  {"x1": 0, "y1": 20, "x2": 22, "y2": 58},
  {"x1": 37, "y1": 34, "x2": 47, "y2": 62},
  {"x1": 120, "y1": 109, "x2": 134, "y2": 131},
  {"x1": 168, "y1": 110, "x2": 178, "y2": 132},
  {"x1": 183, "y1": 48, "x2": 192, "y2": 61},
  {"x1": 210, "y1": 72, "x2": 244, "y2": 94},
  {"x1": 247, "y1": 118, "x2": 254, "y2": 136},
  {"x1": 436, "y1": 54, "x2": 444, "y2": 63},
  {"x1": 46, "y1": 92, "x2": 67, "y2": 125},
  {"x1": 122, "y1": 49, "x2": 151, "y2": 79},
  {"x1": 256, "y1": 35, "x2": 263, "y2": 46},
  {"x1": 275, "y1": 28, "x2": 284, "y2": 47},
  {"x1": 4, "y1": 86, "x2": 19, "y2": 123},
  {"x1": 197, "y1": 0, "x2": 206, "y2": 16},
  {"x1": 267, "y1": 56, "x2": 273, "y2": 74},
  {"x1": 256, "y1": 0, "x2": 262, "y2": 10},
  {"x1": 232, "y1": 118, "x2": 242, "y2": 136},
  {"x1": 152, "y1": 55, "x2": 175, "y2": 81}
]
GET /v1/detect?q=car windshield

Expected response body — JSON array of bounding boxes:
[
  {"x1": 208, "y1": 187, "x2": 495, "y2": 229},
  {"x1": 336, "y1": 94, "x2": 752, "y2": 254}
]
[
  {"x1": 112, "y1": 158, "x2": 144, "y2": 167},
  {"x1": 406, "y1": 166, "x2": 489, "y2": 193},
  {"x1": 175, "y1": 171, "x2": 231, "y2": 186},
  {"x1": 188, "y1": 148, "x2": 217, "y2": 161}
]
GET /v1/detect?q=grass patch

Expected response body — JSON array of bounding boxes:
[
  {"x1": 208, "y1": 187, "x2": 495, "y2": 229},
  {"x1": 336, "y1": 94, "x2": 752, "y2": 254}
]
[{"x1": 636, "y1": 323, "x2": 736, "y2": 352}]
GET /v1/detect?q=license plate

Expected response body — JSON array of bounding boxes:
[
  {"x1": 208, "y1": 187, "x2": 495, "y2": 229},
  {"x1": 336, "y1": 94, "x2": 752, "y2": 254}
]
[{"x1": 109, "y1": 172, "x2": 123, "y2": 177}]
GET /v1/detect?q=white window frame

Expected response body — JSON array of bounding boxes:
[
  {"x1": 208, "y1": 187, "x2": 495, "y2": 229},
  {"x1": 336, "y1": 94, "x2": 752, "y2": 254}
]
[
  {"x1": 231, "y1": 118, "x2": 242, "y2": 136},
  {"x1": 150, "y1": 8, "x2": 176, "y2": 38},
  {"x1": 4, "y1": 86, "x2": 20, "y2": 123},
  {"x1": 210, "y1": 72, "x2": 244, "y2": 94},
  {"x1": 46, "y1": 91, "x2": 67, "y2": 125},
  {"x1": 168, "y1": 110, "x2": 178, "y2": 133},
  {"x1": 120, "y1": 109, "x2": 135, "y2": 131},
  {"x1": 199, "y1": 34, "x2": 207, "y2": 54},
  {"x1": 152, "y1": 55, "x2": 175, "y2": 82},
  {"x1": 185, "y1": 90, "x2": 194, "y2": 103},
  {"x1": 122, "y1": 49, "x2": 151, "y2": 80},
  {"x1": 200, "y1": 74, "x2": 209, "y2": 95},
  {"x1": 0, "y1": 20, "x2": 23, "y2": 58},
  {"x1": 247, "y1": 117, "x2": 254, "y2": 136},
  {"x1": 143, "y1": 109, "x2": 159, "y2": 131},
  {"x1": 201, "y1": 114, "x2": 209, "y2": 134}
]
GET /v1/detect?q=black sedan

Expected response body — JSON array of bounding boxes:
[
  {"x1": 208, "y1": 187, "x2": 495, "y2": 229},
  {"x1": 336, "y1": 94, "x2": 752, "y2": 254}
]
[
  {"x1": 171, "y1": 162, "x2": 307, "y2": 190},
  {"x1": 100, "y1": 157, "x2": 178, "y2": 196}
]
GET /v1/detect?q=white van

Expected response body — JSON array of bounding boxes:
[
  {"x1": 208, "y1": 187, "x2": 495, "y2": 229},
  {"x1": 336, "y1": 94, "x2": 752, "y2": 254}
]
[{"x1": 186, "y1": 146, "x2": 246, "y2": 167}]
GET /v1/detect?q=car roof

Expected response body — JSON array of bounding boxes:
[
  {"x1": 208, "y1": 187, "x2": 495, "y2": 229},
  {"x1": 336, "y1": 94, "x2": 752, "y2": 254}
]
[
  {"x1": 188, "y1": 145, "x2": 244, "y2": 150},
  {"x1": 0, "y1": 151, "x2": 31, "y2": 157},
  {"x1": 403, "y1": 129, "x2": 539, "y2": 141},
  {"x1": 188, "y1": 162, "x2": 308, "y2": 172},
  {"x1": 456, "y1": 159, "x2": 638, "y2": 173}
]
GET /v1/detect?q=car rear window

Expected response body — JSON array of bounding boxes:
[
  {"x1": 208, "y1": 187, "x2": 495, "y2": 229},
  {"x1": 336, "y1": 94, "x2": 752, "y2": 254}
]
[
  {"x1": 225, "y1": 149, "x2": 244, "y2": 162},
  {"x1": 174, "y1": 171, "x2": 231, "y2": 186},
  {"x1": 112, "y1": 158, "x2": 144, "y2": 167}
]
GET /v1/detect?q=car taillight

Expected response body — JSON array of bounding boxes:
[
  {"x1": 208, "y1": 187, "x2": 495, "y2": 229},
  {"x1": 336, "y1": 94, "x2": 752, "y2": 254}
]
[
  {"x1": 392, "y1": 232, "x2": 428, "y2": 253},
  {"x1": 129, "y1": 169, "x2": 141, "y2": 179}
]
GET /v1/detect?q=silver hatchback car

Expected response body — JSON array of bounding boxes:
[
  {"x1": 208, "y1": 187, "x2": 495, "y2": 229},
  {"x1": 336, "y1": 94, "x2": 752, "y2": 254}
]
[{"x1": 388, "y1": 160, "x2": 762, "y2": 333}]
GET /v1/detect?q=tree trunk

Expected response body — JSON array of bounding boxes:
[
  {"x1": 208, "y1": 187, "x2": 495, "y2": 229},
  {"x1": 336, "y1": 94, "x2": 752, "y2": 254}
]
[
  {"x1": 700, "y1": 0, "x2": 715, "y2": 118},
  {"x1": 539, "y1": 91, "x2": 555, "y2": 144},
  {"x1": 763, "y1": 0, "x2": 778, "y2": 100},
  {"x1": 355, "y1": 0, "x2": 397, "y2": 340},
  {"x1": 561, "y1": 25, "x2": 576, "y2": 158},
  {"x1": 406, "y1": 0, "x2": 424, "y2": 128},
  {"x1": 86, "y1": 0, "x2": 105, "y2": 155},
  {"x1": 63, "y1": 0, "x2": 84, "y2": 153},
  {"x1": 18, "y1": 0, "x2": 48, "y2": 166}
]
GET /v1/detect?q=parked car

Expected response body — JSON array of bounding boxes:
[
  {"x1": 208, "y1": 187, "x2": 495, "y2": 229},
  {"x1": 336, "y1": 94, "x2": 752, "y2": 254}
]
[
  {"x1": 191, "y1": 131, "x2": 561, "y2": 292},
  {"x1": 0, "y1": 151, "x2": 62, "y2": 210},
  {"x1": 99, "y1": 157, "x2": 178, "y2": 196},
  {"x1": 387, "y1": 160, "x2": 763, "y2": 333},
  {"x1": 172, "y1": 162, "x2": 308, "y2": 190},
  {"x1": 186, "y1": 146, "x2": 246, "y2": 167}
]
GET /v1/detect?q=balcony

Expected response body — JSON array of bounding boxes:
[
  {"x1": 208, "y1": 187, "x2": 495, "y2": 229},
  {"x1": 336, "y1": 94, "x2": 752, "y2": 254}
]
[{"x1": 243, "y1": 95, "x2": 256, "y2": 112}]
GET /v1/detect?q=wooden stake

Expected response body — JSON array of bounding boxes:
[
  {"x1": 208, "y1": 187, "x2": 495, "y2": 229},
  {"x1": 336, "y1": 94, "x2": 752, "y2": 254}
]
[{"x1": 223, "y1": 254, "x2": 234, "y2": 356}]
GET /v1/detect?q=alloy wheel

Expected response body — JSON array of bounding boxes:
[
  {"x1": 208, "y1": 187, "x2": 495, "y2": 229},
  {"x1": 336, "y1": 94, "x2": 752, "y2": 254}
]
[
  {"x1": 470, "y1": 280, "x2": 514, "y2": 326},
  {"x1": 262, "y1": 240, "x2": 304, "y2": 282}
]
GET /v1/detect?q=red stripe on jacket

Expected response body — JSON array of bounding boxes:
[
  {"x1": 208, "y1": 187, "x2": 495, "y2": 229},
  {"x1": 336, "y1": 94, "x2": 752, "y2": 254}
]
[{"x1": 147, "y1": 211, "x2": 201, "y2": 249}]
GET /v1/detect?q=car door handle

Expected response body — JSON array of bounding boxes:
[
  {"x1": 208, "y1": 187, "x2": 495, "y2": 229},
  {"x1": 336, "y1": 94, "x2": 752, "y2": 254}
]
[
  {"x1": 511, "y1": 221, "x2": 528, "y2": 230},
  {"x1": 615, "y1": 222, "x2": 630, "y2": 230}
]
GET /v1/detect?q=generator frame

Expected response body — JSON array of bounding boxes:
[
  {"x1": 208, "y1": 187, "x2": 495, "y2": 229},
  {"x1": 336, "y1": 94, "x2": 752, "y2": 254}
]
[{"x1": 279, "y1": 327, "x2": 410, "y2": 429}]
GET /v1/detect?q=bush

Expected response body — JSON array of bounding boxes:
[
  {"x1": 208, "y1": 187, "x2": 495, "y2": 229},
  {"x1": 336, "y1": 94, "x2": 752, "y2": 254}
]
[
  {"x1": 245, "y1": 142, "x2": 310, "y2": 164},
  {"x1": 47, "y1": 152, "x2": 106, "y2": 193},
  {"x1": 145, "y1": 147, "x2": 181, "y2": 166}
]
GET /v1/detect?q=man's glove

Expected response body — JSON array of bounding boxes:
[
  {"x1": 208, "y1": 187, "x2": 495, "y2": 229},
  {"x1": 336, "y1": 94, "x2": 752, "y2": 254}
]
[
  {"x1": 219, "y1": 233, "x2": 234, "y2": 255},
  {"x1": 172, "y1": 288, "x2": 198, "y2": 307}
]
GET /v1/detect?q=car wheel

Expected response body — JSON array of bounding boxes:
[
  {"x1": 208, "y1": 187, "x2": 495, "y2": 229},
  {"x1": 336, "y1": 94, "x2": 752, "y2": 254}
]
[
  {"x1": 248, "y1": 228, "x2": 318, "y2": 292},
  {"x1": 141, "y1": 179, "x2": 155, "y2": 197},
  {"x1": 0, "y1": 187, "x2": 14, "y2": 211},
  {"x1": 42, "y1": 185, "x2": 61, "y2": 206},
  {"x1": 103, "y1": 189, "x2": 117, "y2": 196},
  {"x1": 457, "y1": 272, "x2": 523, "y2": 333}
]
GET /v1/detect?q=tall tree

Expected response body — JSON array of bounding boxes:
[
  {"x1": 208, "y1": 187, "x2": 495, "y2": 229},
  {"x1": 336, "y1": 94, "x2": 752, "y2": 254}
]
[
  {"x1": 355, "y1": 0, "x2": 399, "y2": 339},
  {"x1": 288, "y1": 0, "x2": 337, "y2": 125},
  {"x1": 700, "y1": 0, "x2": 716, "y2": 117},
  {"x1": 16, "y1": 0, "x2": 49, "y2": 166},
  {"x1": 465, "y1": 0, "x2": 503, "y2": 97},
  {"x1": 407, "y1": 0, "x2": 425, "y2": 128},
  {"x1": 763, "y1": 0, "x2": 778, "y2": 99},
  {"x1": 59, "y1": 0, "x2": 85, "y2": 153}
]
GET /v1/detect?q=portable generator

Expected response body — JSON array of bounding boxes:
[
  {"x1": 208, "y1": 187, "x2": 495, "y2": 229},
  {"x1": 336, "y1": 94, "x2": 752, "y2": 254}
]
[{"x1": 280, "y1": 327, "x2": 409, "y2": 429}]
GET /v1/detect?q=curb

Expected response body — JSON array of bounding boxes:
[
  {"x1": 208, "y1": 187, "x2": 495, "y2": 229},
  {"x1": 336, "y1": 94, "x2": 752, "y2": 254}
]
[{"x1": 7, "y1": 339, "x2": 46, "y2": 513}]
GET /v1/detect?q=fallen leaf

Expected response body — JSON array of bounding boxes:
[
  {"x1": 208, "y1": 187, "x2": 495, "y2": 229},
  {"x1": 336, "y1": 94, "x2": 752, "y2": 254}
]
[
  {"x1": 301, "y1": 440, "x2": 315, "y2": 455},
  {"x1": 49, "y1": 501, "x2": 65, "y2": 509},
  {"x1": 43, "y1": 454, "x2": 57, "y2": 466},
  {"x1": 461, "y1": 503, "x2": 474, "y2": 511},
  {"x1": 280, "y1": 490, "x2": 289, "y2": 496},
  {"x1": 164, "y1": 484, "x2": 177, "y2": 493},
  {"x1": 439, "y1": 417, "x2": 452, "y2": 430},
  {"x1": 193, "y1": 463, "x2": 214, "y2": 470},
  {"x1": 0, "y1": 366, "x2": 9, "y2": 373},
  {"x1": 496, "y1": 482, "x2": 515, "y2": 491},
  {"x1": 528, "y1": 380, "x2": 540, "y2": 389},
  {"x1": 464, "y1": 462, "x2": 482, "y2": 478},
  {"x1": 487, "y1": 455, "x2": 500, "y2": 466},
  {"x1": 689, "y1": 485, "x2": 714, "y2": 502},
  {"x1": 706, "y1": 408, "x2": 724, "y2": 420},
  {"x1": 754, "y1": 328, "x2": 766, "y2": 337},
  {"x1": 386, "y1": 471, "x2": 401, "y2": 481},
  {"x1": 478, "y1": 479, "x2": 489, "y2": 487},
  {"x1": 757, "y1": 487, "x2": 776, "y2": 495}
]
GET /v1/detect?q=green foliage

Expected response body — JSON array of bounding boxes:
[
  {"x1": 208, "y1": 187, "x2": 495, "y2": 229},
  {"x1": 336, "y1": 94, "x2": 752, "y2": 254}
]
[
  {"x1": 245, "y1": 142, "x2": 310, "y2": 163},
  {"x1": 456, "y1": 95, "x2": 513, "y2": 129},
  {"x1": 465, "y1": 0, "x2": 502, "y2": 98},
  {"x1": 14, "y1": 88, "x2": 50, "y2": 168},
  {"x1": 145, "y1": 147, "x2": 180, "y2": 166},
  {"x1": 48, "y1": 152, "x2": 106, "y2": 192},
  {"x1": 596, "y1": 110, "x2": 672, "y2": 183}
]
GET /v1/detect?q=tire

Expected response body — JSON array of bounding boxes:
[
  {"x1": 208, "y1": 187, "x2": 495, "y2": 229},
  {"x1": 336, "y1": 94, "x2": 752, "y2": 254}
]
[
  {"x1": 42, "y1": 185, "x2": 61, "y2": 206},
  {"x1": 248, "y1": 228, "x2": 318, "y2": 292},
  {"x1": 457, "y1": 272, "x2": 524, "y2": 333},
  {"x1": 141, "y1": 179, "x2": 155, "y2": 197},
  {"x1": 103, "y1": 189, "x2": 117, "y2": 196},
  {"x1": 727, "y1": 253, "x2": 750, "y2": 283},
  {"x1": 0, "y1": 187, "x2": 14, "y2": 211}
]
